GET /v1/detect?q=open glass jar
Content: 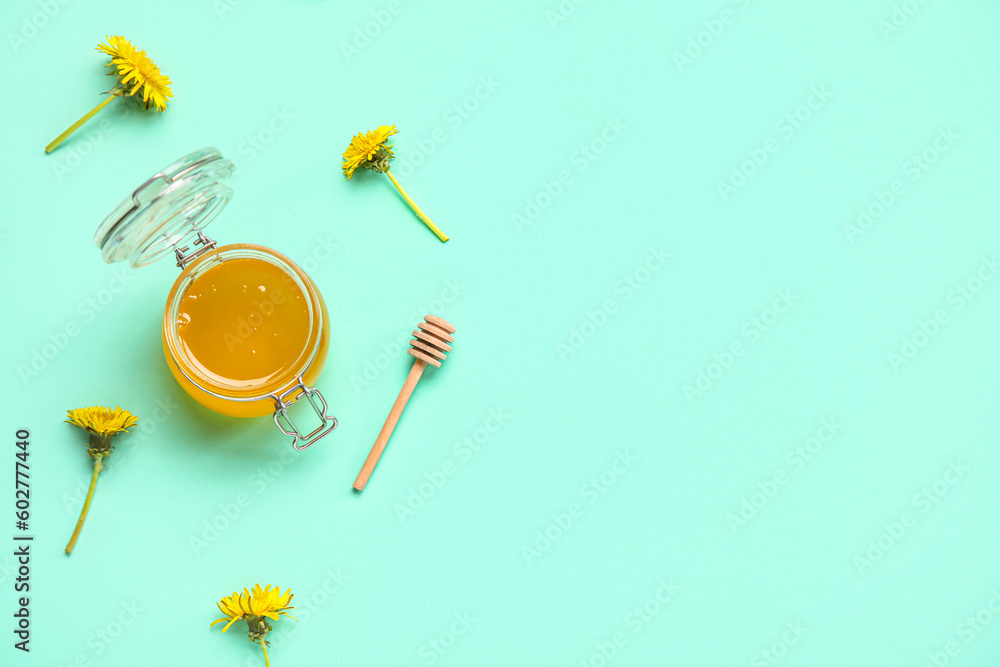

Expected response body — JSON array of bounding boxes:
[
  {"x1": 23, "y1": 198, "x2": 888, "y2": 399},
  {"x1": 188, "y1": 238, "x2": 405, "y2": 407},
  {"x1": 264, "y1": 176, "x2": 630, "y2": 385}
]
[{"x1": 95, "y1": 147, "x2": 337, "y2": 450}]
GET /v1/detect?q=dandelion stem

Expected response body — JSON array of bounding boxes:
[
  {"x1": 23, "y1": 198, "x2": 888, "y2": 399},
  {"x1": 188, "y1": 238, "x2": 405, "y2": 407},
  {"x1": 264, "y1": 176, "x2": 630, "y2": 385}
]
[
  {"x1": 385, "y1": 169, "x2": 449, "y2": 243},
  {"x1": 46, "y1": 94, "x2": 117, "y2": 154},
  {"x1": 65, "y1": 452, "x2": 103, "y2": 555},
  {"x1": 261, "y1": 641, "x2": 271, "y2": 667}
]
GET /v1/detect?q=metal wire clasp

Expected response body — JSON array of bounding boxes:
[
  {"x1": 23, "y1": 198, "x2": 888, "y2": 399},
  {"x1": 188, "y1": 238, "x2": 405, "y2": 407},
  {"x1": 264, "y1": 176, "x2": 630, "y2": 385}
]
[
  {"x1": 270, "y1": 376, "x2": 338, "y2": 451},
  {"x1": 174, "y1": 231, "x2": 218, "y2": 269}
]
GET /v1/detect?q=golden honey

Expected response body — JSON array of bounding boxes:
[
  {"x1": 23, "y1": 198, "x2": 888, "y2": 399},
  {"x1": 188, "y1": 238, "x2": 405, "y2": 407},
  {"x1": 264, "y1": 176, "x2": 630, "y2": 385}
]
[
  {"x1": 162, "y1": 245, "x2": 330, "y2": 419},
  {"x1": 176, "y1": 257, "x2": 310, "y2": 388}
]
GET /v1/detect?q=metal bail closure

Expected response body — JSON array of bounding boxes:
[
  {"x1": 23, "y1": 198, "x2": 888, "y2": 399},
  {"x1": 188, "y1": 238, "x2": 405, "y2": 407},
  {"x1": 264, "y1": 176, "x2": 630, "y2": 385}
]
[{"x1": 270, "y1": 376, "x2": 338, "y2": 450}]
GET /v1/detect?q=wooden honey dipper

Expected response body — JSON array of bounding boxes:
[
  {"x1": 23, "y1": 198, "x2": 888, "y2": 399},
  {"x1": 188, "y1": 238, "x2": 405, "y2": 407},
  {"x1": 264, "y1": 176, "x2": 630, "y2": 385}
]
[{"x1": 353, "y1": 315, "x2": 456, "y2": 491}]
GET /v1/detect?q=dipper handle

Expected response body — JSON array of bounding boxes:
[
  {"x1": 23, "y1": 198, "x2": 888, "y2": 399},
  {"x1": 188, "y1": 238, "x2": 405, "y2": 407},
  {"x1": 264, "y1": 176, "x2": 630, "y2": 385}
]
[
  {"x1": 353, "y1": 315, "x2": 456, "y2": 492},
  {"x1": 353, "y1": 360, "x2": 426, "y2": 491}
]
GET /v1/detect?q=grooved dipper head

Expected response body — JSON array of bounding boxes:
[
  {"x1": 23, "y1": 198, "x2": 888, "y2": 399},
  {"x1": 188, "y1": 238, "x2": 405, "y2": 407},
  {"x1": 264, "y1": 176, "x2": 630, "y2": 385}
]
[{"x1": 408, "y1": 315, "x2": 456, "y2": 368}]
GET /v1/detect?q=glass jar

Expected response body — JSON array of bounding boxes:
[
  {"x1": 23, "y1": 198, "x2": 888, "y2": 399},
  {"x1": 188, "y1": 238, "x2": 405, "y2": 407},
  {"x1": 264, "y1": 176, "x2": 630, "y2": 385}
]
[{"x1": 94, "y1": 147, "x2": 337, "y2": 450}]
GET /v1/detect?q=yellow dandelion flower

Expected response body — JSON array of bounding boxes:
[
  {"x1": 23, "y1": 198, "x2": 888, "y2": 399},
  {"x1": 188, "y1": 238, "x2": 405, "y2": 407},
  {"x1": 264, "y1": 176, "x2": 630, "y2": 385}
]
[
  {"x1": 63, "y1": 406, "x2": 139, "y2": 555},
  {"x1": 341, "y1": 124, "x2": 450, "y2": 243},
  {"x1": 342, "y1": 124, "x2": 397, "y2": 180},
  {"x1": 66, "y1": 405, "x2": 140, "y2": 435},
  {"x1": 212, "y1": 585, "x2": 296, "y2": 667},
  {"x1": 96, "y1": 35, "x2": 173, "y2": 111},
  {"x1": 45, "y1": 35, "x2": 172, "y2": 154}
]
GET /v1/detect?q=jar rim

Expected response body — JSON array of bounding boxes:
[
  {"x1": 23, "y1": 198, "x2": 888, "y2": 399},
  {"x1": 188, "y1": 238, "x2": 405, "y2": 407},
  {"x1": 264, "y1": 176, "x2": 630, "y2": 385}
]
[{"x1": 162, "y1": 244, "x2": 325, "y2": 402}]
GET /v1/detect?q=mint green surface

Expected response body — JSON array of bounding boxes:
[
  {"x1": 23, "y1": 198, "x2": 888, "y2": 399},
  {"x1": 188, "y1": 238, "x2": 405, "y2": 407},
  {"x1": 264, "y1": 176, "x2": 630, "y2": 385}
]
[{"x1": 2, "y1": 1, "x2": 1000, "y2": 665}]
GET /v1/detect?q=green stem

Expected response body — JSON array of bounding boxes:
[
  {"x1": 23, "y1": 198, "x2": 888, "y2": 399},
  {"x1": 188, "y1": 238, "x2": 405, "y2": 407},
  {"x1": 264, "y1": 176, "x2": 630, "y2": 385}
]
[
  {"x1": 65, "y1": 452, "x2": 103, "y2": 555},
  {"x1": 261, "y1": 640, "x2": 271, "y2": 667},
  {"x1": 385, "y1": 169, "x2": 449, "y2": 243},
  {"x1": 46, "y1": 94, "x2": 117, "y2": 154}
]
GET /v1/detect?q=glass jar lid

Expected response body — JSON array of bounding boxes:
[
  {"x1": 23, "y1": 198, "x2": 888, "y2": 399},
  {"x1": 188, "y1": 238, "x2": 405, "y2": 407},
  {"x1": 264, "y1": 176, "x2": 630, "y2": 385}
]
[{"x1": 95, "y1": 147, "x2": 235, "y2": 268}]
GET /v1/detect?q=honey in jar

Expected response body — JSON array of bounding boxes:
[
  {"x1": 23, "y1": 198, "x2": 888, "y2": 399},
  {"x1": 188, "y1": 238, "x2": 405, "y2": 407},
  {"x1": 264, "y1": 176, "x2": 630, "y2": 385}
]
[{"x1": 95, "y1": 148, "x2": 337, "y2": 449}]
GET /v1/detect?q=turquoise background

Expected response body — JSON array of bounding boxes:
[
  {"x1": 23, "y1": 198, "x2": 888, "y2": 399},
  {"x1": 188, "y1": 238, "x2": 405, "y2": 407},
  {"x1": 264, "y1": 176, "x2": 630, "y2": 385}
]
[{"x1": 2, "y1": 1, "x2": 1000, "y2": 665}]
